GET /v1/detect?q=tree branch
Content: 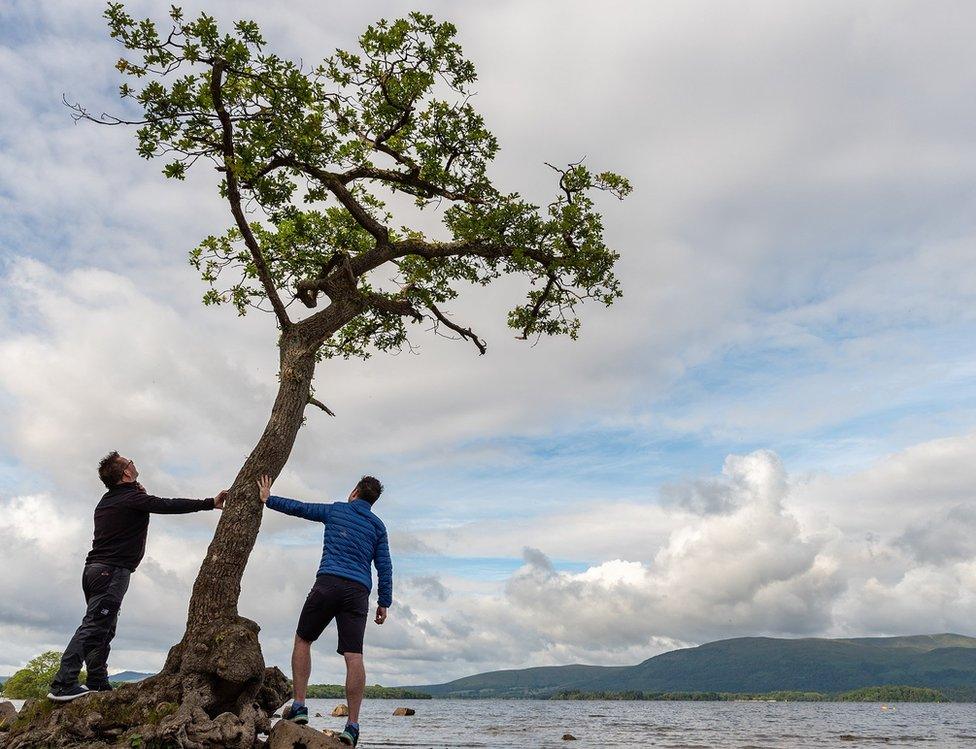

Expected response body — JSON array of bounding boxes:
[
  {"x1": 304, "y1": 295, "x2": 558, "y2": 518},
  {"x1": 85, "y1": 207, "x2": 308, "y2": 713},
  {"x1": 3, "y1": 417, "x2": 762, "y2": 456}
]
[
  {"x1": 301, "y1": 296, "x2": 364, "y2": 348},
  {"x1": 362, "y1": 291, "x2": 423, "y2": 322},
  {"x1": 240, "y1": 154, "x2": 289, "y2": 188},
  {"x1": 339, "y1": 164, "x2": 481, "y2": 204},
  {"x1": 374, "y1": 104, "x2": 414, "y2": 146},
  {"x1": 308, "y1": 396, "x2": 335, "y2": 417},
  {"x1": 352, "y1": 237, "x2": 554, "y2": 277},
  {"x1": 516, "y1": 274, "x2": 556, "y2": 340},
  {"x1": 280, "y1": 157, "x2": 390, "y2": 243},
  {"x1": 426, "y1": 302, "x2": 486, "y2": 354},
  {"x1": 294, "y1": 253, "x2": 350, "y2": 308},
  {"x1": 353, "y1": 101, "x2": 419, "y2": 171},
  {"x1": 295, "y1": 280, "x2": 322, "y2": 308},
  {"x1": 210, "y1": 61, "x2": 291, "y2": 329}
]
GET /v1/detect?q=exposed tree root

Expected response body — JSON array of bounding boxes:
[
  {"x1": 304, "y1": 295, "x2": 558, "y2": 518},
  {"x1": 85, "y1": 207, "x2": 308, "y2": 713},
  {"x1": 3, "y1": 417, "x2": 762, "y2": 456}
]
[{"x1": 4, "y1": 616, "x2": 288, "y2": 748}]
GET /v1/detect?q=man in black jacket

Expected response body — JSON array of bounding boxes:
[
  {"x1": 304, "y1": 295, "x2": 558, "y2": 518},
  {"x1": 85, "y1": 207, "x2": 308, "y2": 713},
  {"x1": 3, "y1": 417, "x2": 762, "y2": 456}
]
[{"x1": 47, "y1": 451, "x2": 228, "y2": 702}]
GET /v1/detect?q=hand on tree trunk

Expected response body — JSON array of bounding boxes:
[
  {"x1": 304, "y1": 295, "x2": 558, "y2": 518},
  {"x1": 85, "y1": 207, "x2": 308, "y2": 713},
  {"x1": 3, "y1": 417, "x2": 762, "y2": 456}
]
[
  {"x1": 214, "y1": 490, "x2": 230, "y2": 509},
  {"x1": 257, "y1": 475, "x2": 272, "y2": 504}
]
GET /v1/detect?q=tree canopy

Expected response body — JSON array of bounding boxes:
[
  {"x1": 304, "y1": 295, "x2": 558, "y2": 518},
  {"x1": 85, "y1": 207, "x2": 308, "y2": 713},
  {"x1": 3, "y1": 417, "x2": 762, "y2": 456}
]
[{"x1": 79, "y1": 4, "x2": 630, "y2": 361}]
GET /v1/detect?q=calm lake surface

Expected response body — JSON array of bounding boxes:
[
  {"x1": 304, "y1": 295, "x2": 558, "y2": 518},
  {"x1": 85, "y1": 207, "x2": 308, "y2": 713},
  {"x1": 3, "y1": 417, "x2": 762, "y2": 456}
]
[
  {"x1": 290, "y1": 698, "x2": 976, "y2": 748},
  {"x1": 9, "y1": 697, "x2": 976, "y2": 747}
]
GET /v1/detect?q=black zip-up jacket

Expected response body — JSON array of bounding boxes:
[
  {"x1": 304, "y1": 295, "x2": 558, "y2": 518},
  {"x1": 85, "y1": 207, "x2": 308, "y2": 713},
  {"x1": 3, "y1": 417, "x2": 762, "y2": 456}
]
[{"x1": 84, "y1": 482, "x2": 215, "y2": 571}]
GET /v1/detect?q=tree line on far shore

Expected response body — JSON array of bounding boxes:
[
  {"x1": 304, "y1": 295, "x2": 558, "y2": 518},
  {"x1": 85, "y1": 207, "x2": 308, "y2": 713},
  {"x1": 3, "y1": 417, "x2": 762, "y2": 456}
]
[
  {"x1": 306, "y1": 685, "x2": 431, "y2": 700},
  {"x1": 550, "y1": 685, "x2": 951, "y2": 702}
]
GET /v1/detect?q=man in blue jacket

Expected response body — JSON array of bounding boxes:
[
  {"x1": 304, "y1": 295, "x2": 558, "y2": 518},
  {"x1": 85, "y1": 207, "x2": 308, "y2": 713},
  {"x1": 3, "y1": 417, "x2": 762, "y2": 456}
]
[{"x1": 257, "y1": 474, "x2": 393, "y2": 747}]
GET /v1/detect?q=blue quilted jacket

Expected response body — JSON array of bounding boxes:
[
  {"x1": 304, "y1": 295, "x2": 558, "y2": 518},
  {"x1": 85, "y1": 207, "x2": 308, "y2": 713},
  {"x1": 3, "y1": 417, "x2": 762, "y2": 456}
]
[{"x1": 266, "y1": 496, "x2": 393, "y2": 607}]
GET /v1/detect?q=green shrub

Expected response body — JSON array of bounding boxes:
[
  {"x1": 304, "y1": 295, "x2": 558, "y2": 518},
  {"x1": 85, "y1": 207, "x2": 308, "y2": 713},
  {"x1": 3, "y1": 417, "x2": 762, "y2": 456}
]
[{"x1": 3, "y1": 651, "x2": 85, "y2": 699}]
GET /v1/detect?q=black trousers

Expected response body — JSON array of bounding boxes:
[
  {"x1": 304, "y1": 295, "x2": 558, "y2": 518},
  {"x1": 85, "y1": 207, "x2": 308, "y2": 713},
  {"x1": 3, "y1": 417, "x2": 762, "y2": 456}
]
[{"x1": 52, "y1": 563, "x2": 131, "y2": 689}]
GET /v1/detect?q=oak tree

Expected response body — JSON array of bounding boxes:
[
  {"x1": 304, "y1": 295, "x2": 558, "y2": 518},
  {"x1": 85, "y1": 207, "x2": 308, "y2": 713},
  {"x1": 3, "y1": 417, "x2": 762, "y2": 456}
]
[{"x1": 10, "y1": 5, "x2": 630, "y2": 746}]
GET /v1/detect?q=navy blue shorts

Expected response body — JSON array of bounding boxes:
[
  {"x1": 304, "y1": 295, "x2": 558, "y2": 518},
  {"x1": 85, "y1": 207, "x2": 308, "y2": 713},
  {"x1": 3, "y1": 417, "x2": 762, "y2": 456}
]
[{"x1": 296, "y1": 574, "x2": 369, "y2": 654}]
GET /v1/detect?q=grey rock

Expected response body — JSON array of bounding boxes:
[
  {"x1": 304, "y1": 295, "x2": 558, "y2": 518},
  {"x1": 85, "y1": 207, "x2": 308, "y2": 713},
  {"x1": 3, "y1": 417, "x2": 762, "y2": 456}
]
[
  {"x1": 268, "y1": 719, "x2": 344, "y2": 748},
  {"x1": 0, "y1": 701, "x2": 16, "y2": 729}
]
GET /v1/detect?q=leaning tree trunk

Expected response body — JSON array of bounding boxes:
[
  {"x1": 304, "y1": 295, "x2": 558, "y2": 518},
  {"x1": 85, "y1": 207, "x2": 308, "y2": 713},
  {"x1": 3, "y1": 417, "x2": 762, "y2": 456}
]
[{"x1": 6, "y1": 330, "x2": 324, "y2": 748}]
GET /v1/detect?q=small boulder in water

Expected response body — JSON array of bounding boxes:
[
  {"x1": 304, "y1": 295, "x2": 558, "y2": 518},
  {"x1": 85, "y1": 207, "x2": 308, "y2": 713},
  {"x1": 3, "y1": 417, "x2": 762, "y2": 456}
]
[
  {"x1": 393, "y1": 706, "x2": 415, "y2": 716},
  {"x1": 331, "y1": 703, "x2": 349, "y2": 717},
  {"x1": 562, "y1": 734, "x2": 578, "y2": 741}
]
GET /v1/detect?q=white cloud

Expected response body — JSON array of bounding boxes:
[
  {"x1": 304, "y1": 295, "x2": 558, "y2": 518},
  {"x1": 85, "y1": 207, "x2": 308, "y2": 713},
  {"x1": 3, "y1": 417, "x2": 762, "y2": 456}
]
[
  {"x1": 898, "y1": 505, "x2": 976, "y2": 564},
  {"x1": 380, "y1": 442, "x2": 976, "y2": 682},
  {"x1": 0, "y1": 259, "x2": 271, "y2": 496},
  {"x1": 4, "y1": 438, "x2": 976, "y2": 684},
  {"x1": 498, "y1": 451, "x2": 842, "y2": 651},
  {"x1": 791, "y1": 431, "x2": 976, "y2": 535}
]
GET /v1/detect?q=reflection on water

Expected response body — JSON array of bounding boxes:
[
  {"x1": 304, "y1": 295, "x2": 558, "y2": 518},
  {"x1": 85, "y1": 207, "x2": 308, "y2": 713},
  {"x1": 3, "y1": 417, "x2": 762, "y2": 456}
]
[{"x1": 8, "y1": 697, "x2": 976, "y2": 747}]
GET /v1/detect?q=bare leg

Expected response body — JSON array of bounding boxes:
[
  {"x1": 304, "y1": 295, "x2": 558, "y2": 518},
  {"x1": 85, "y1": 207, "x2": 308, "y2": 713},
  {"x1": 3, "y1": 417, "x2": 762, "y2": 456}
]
[
  {"x1": 292, "y1": 634, "x2": 312, "y2": 703},
  {"x1": 344, "y1": 652, "x2": 365, "y2": 724}
]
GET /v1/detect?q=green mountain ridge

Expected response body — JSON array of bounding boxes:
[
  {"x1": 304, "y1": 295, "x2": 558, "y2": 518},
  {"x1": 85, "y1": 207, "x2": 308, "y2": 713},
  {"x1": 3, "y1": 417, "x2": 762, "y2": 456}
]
[
  {"x1": 408, "y1": 633, "x2": 976, "y2": 698},
  {"x1": 109, "y1": 671, "x2": 153, "y2": 683}
]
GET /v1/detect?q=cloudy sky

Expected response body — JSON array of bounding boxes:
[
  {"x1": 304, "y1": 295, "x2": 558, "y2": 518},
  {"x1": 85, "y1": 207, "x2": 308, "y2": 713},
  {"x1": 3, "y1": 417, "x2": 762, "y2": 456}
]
[{"x1": 2, "y1": 0, "x2": 976, "y2": 686}]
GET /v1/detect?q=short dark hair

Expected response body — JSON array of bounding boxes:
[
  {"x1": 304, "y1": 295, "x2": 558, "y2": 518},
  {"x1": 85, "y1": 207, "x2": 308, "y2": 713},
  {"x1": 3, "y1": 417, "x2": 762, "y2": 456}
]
[
  {"x1": 356, "y1": 475, "x2": 384, "y2": 504},
  {"x1": 98, "y1": 451, "x2": 126, "y2": 489}
]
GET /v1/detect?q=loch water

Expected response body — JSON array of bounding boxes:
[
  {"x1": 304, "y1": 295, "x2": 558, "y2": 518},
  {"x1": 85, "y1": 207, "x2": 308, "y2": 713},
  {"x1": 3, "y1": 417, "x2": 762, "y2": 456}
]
[
  {"x1": 9, "y1": 697, "x2": 976, "y2": 747},
  {"x1": 285, "y1": 698, "x2": 975, "y2": 748}
]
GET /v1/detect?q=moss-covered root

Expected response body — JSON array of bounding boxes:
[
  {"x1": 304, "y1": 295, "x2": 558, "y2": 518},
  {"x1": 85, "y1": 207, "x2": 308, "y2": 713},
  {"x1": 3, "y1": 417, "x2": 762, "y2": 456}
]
[
  {"x1": 5, "y1": 680, "x2": 178, "y2": 748},
  {"x1": 3, "y1": 665, "x2": 288, "y2": 748}
]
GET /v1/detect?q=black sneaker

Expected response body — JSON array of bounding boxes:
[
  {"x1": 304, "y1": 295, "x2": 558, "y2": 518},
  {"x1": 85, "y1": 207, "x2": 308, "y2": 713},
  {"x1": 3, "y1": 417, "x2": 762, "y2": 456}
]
[
  {"x1": 282, "y1": 702, "x2": 308, "y2": 725},
  {"x1": 86, "y1": 682, "x2": 113, "y2": 692},
  {"x1": 338, "y1": 723, "x2": 360, "y2": 746},
  {"x1": 47, "y1": 684, "x2": 91, "y2": 702}
]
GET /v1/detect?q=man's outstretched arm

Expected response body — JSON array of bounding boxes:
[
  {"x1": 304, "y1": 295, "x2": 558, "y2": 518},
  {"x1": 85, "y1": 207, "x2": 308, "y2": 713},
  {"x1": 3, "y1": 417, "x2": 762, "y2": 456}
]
[
  {"x1": 256, "y1": 475, "x2": 331, "y2": 522},
  {"x1": 125, "y1": 485, "x2": 227, "y2": 514}
]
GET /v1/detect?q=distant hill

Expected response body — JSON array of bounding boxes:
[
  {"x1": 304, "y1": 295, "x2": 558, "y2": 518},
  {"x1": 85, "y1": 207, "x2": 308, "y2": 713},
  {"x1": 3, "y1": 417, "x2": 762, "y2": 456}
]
[
  {"x1": 110, "y1": 671, "x2": 153, "y2": 683},
  {"x1": 409, "y1": 633, "x2": 976, "y2": 698},
  {"x1": 839, "y1": 633, "x2": 976, "y2": 651}
]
